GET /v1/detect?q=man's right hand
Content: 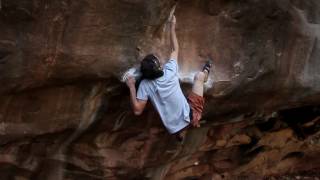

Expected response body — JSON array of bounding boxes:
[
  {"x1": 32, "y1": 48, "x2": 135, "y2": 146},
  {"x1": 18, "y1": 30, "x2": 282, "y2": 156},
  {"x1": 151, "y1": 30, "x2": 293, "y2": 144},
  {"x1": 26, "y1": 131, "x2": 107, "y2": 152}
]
[
  {"x1": 168, "y1": 4, "x2": 176, "y2": 23},
  {"x1": 126, "y1": 76, "x2": 136, "y2": 88},
  {"x1": 170, "y1": 15, "x2": 176, "y2": 24}
]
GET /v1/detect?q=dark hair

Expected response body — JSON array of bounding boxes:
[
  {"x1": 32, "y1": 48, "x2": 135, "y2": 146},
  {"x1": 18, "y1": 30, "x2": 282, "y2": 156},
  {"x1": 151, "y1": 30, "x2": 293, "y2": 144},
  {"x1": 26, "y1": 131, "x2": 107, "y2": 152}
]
[{"x1": 140, "y1": 54, "x2": 164, "y2": 80}]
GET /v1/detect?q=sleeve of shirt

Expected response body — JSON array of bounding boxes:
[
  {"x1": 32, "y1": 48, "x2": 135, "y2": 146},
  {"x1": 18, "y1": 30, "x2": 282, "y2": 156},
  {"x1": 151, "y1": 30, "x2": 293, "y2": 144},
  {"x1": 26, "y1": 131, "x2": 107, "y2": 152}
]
[
  {"x1": 164, "y1": 59, "x2": 178, "y2": 74},
  {"x1": 136, "y1": 81, "x2": 148, "y2": 101}
]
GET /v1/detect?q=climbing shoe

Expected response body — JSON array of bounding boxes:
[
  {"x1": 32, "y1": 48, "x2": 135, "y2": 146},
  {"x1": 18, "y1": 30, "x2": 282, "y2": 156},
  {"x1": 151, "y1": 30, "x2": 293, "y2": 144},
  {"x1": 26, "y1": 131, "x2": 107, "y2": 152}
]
[{"x1": 202, "y1": 59, "x2": 213, "y2": 74}]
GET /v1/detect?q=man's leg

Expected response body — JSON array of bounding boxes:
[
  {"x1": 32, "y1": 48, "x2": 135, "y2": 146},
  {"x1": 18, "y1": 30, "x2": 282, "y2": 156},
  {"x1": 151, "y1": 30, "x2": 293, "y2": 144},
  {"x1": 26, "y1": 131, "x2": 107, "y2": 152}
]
[
  {"x1": 191, "y1": 70, "x2": 209, "y2": 97},
  {"x1": 188, "y1": 61, "x2": 211, "y2": 127},
  {"x1": 176, "y1": 63, "x2": 211, "y2": 140},
  {"x1": 175, "y1": 71, "x2": 208, "y2": 141}
]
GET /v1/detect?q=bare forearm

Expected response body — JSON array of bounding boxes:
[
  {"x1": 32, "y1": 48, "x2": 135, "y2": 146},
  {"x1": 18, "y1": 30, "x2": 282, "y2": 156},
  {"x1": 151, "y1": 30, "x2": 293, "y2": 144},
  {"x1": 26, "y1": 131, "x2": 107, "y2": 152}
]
[
  {"x1": 170, "y1": 22, "x2": 179, "y2": 51},
  {"x1": 129, "y1": 86, "x2": 138, "y2": 110},
  {"x1": 126, "y1": 76, "x2": 147, "y2": 115}
]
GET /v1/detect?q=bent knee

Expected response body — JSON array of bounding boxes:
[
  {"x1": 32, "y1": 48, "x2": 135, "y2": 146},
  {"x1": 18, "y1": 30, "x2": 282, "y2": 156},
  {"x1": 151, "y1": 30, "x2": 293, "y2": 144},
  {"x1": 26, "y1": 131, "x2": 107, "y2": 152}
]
[{"x1": 194, "y1": 72, "x2": 206, "y2": 82}]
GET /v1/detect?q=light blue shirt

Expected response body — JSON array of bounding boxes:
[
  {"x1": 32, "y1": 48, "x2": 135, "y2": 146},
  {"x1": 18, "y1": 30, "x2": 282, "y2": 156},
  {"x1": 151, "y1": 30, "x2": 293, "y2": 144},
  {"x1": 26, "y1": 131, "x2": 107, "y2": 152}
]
[{"x1": 137, "y1": 59, "x2": 190, "y2": 134}]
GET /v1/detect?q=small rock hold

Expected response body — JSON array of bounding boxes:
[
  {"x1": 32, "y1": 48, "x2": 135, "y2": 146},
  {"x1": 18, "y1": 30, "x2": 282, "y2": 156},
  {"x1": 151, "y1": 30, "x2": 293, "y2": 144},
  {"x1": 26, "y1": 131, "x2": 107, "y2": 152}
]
[
  {"x1": 211, "y1": 173, "x2": 223, "y2": 180},
  {"x1": 215, "y1": 139, "x2": 227, "y2": 147}
]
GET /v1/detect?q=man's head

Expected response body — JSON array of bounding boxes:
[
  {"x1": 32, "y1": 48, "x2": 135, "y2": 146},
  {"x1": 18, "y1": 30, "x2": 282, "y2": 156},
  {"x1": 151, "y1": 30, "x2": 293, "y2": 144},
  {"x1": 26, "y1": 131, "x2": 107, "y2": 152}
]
[{"x1": 140, "y1": 54, "x2": 164, "y2": 80}]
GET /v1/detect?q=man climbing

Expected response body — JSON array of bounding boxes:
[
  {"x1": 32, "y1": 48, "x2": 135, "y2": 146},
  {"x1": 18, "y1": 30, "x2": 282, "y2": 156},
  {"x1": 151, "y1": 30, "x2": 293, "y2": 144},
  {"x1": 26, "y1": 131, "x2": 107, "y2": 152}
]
[{"x1": 125, "y1": 14, "x2": 212, "y2": 140}]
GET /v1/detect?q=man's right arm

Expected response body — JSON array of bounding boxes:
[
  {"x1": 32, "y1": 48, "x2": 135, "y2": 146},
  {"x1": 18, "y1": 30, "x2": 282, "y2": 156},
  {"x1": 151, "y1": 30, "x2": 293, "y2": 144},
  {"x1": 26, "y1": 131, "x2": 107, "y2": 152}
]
[{"x1": 169, "y1": 15, "x2": 178, "y2": 61}]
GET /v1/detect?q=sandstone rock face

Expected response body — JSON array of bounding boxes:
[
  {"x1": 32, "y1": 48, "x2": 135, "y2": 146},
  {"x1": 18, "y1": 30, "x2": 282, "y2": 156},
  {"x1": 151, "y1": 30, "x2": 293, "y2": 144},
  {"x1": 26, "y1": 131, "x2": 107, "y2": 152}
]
[{"x1": 0, "y1": 0, "x2": 320, "y2": 179}]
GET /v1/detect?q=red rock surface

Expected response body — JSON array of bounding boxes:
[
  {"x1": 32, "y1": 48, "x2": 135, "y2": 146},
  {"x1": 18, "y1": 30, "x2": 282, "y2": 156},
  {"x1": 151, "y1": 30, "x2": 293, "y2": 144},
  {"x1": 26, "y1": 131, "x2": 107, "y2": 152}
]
[{"x1": 0, "y1": 0, "x2": 320, "y2": 179}]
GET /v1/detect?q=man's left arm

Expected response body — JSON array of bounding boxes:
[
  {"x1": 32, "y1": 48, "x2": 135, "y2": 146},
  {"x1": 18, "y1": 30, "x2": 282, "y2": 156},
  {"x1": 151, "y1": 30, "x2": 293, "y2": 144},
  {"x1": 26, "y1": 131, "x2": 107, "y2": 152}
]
[{"x1": 126, "y1": 76, "x2": 147, "y2": 115}]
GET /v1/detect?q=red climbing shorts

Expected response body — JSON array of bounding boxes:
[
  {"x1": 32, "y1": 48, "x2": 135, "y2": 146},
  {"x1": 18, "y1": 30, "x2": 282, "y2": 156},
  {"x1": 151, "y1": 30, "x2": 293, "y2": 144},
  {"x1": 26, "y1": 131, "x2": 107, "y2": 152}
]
[{"x1": 187, "y1": 92, "x2": 205, "y2": 127}]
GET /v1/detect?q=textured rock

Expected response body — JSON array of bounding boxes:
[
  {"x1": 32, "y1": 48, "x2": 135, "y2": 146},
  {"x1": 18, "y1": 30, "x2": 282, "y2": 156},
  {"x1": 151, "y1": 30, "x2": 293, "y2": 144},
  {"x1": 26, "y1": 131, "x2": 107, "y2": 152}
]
[
  {"x1": 0, "y1": 0, "x2": 320, "y2": 179},
  {"x1": 0, "y1": 0, "x2": 176, "y2": 93},
  {"x1": 0, "y1": 0, "x2": 320, "y2": 114}
]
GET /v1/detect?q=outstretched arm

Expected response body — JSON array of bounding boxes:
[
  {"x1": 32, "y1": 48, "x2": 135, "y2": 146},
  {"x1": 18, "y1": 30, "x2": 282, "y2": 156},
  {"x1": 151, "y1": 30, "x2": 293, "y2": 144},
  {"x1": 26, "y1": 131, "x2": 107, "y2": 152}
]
[
  {"x1": 169, "y1": 15, "x2": 179, "y2": 61},
  {"x1": 126, "y1": 76, "x2": 147, "y2": 115}
]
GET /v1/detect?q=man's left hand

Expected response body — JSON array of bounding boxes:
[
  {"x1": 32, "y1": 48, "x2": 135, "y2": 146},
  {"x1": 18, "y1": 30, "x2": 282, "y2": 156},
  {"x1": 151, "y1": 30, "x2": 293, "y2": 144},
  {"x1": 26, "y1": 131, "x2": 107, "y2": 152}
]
[{"x1": 126, "y1": 76, "x2": 136, "y2": 88}]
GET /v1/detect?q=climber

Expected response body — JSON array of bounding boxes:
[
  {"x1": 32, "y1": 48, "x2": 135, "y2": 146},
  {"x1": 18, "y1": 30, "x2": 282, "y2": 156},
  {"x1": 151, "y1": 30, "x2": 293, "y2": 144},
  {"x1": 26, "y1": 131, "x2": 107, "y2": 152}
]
[{"x1": 125, "y1": 14, "x2": 212, "y2": 140}]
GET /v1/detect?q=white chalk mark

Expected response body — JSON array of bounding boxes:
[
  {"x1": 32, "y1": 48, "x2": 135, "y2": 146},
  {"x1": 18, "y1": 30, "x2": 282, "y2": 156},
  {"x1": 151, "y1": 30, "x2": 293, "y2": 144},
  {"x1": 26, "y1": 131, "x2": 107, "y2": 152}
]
[
  {"x1": 121, "y1": 67, "x2": 142, "y2": 82},
  {"x1": 112, "y1": 111, "x2": 127, "y2": 131},
  {"x1": 50, "y1": 83, "x2": 105, "y2": 180},
  {"x1": 179, "y1": 71, "x2": 214, "y2": 91}
]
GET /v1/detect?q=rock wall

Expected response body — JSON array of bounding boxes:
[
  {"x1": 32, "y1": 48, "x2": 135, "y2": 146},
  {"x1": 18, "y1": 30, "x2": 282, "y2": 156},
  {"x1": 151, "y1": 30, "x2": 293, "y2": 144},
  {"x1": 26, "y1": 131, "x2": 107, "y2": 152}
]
[{"x1": 0, "y1": 0, "x2": 320, "y2": 179}]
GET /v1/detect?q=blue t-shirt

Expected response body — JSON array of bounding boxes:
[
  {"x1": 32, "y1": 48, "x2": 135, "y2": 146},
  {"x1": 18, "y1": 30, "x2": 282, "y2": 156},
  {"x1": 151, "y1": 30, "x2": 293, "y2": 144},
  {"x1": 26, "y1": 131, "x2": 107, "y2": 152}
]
[{"x1": 137, "y1": 59, "x2": 190, "y2": 134}]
